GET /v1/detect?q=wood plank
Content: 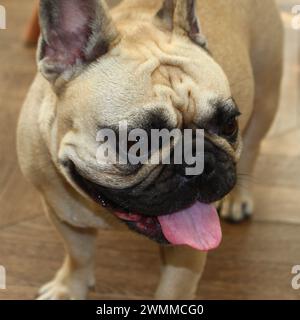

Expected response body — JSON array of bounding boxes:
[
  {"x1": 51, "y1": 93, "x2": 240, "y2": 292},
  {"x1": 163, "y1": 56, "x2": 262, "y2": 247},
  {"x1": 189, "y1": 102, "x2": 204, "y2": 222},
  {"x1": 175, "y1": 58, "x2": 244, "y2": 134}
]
[{"x1": 1, "y1": 216, "x2": 300, "y2": 300}]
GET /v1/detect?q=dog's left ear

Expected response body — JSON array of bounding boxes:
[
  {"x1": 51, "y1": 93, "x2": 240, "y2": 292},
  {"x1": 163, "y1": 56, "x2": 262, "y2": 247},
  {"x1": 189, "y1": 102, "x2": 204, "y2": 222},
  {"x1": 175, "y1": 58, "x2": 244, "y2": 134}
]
[
  {"x1": 155, "y1": 0, "x2": 207, "y2": 48},
  {"x1": 38, "y1": 0, "x2": 119, "y2": 88}
]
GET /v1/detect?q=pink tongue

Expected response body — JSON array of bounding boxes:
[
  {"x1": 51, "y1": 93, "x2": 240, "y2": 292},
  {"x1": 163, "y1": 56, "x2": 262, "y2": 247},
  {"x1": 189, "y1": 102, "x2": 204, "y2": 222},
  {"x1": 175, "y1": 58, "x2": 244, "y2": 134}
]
[{"x1": 158, "y1": 202, "x2": 222, "y2": 251}]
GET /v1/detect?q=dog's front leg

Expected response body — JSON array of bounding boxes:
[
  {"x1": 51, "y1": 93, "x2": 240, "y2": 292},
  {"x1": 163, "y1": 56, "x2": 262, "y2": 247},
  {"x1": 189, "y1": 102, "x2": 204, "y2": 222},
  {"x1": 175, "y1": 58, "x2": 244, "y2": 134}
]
[
  {"x1": 155, "y1": 246, "x2": 207, "y2": 300},
  {"x1": 37, "y1": 203, "x2": 97, "y2": 300}
]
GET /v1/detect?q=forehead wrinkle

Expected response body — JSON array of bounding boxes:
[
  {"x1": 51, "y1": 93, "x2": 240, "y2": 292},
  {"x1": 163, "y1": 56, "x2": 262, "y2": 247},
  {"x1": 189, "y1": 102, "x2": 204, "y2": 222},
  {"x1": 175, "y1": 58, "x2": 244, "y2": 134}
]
[
  {"x1": 133, "y1": 43, "x2": 195, "y2": 114},
  {"x1": 123, "y1": 41, "x2": 196, "y2": 127},
  {"x1": 150, "y1": 61, "x2": 217, "y2": 127},
  {"x1": 127, "y1": 37, "x2": 231, "y2": 128}
]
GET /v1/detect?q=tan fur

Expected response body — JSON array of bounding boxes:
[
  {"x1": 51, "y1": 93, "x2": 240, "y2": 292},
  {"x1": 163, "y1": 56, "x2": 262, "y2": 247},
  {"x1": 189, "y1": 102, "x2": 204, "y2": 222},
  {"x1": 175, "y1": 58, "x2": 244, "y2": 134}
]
[{"x1": 17, "y1": 0, "x2": 283, "y2": 299}]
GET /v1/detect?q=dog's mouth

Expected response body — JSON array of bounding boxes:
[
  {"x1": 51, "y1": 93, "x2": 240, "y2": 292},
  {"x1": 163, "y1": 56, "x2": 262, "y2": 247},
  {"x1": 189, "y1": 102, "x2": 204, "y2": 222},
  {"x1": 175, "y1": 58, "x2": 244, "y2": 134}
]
[
  {"x1": 67, "y1": 161, "x2": 222, "y2": 251},
  {"x1": 114, "y1": 203, "x2": 222, "y2": 251}
]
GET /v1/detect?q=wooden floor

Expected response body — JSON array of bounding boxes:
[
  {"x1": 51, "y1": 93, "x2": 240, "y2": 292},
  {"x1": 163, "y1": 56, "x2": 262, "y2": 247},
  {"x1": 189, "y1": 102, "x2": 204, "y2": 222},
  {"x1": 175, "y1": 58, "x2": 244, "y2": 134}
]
[{"x1": 0, "y1": 0, "x2": 300, "y2": 300}]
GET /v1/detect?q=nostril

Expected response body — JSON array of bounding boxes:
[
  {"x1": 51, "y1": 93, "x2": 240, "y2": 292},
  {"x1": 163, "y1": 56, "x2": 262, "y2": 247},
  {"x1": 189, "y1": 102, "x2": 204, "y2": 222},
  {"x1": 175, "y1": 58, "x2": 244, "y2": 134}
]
[{"x1": 204, "y1": 153, "x2": 216, "y2": 176}]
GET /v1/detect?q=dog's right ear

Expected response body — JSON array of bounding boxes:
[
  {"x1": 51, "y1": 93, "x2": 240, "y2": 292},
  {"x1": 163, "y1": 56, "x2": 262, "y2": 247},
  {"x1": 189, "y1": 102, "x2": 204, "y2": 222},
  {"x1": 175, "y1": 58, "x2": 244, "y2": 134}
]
[
  {"x1": 155, "y1": 0, "x2": 207, "y2": 49},
  {"x1": 38, "y1": 0, "x2": 119, "y2": 88},
  {"x1": 155, "y1": 0, "x2": 175, "y2": 30}
]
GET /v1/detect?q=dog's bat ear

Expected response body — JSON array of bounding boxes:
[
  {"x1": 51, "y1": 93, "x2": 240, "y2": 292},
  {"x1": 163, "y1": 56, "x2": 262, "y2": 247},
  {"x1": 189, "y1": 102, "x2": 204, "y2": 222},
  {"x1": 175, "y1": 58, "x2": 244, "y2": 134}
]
[
  {"x1": 156, "y1": 0, "x2": 207, "y2": 49},
  {"x1": 38, "y1": 0, "x2": 119, "y2": 87},
  {"x1": 155, "y1": 0, "x2": 175, "y2": 30}
]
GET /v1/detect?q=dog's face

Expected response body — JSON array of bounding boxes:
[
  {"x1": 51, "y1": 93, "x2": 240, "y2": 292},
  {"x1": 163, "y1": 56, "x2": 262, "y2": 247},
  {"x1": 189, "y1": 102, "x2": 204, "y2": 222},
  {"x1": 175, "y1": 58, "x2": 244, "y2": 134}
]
[{"x1": 38, "y1": 0, "x2": 242, "y2": 250}]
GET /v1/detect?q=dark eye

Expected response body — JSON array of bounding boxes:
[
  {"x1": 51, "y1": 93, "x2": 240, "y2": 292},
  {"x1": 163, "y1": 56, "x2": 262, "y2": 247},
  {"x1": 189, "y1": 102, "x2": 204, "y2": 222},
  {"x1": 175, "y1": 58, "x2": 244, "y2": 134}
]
[{"x1": 221, "y1": 118, "x2": 238, "y2": 137}]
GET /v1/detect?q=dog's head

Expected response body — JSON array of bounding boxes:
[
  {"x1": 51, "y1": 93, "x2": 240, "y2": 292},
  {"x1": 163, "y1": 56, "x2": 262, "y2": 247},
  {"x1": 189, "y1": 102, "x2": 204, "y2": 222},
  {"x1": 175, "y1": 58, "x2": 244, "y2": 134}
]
[{"x1": 38, "y1": 0, "x2": 242, "y2": 250}]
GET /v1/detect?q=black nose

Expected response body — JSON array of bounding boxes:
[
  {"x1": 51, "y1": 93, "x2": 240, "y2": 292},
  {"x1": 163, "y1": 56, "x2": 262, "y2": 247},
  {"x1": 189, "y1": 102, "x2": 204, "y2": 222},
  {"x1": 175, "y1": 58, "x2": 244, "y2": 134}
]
[
  {"x1": 173, "y1": 152, "x2": 216, "y2": 178},
  {"x1": 173, "y1": 138, "x2": 217, "y2": 178},
  {"x1": 203, "y1": 152, "x2": 216, "y2": 176}
]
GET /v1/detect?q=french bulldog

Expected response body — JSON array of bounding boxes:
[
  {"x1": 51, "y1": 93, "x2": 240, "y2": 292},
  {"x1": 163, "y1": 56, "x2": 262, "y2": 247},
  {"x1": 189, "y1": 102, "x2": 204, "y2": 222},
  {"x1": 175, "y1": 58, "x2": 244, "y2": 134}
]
[{"x1": 17, "y1": 0, "x2": 283, "y2": 299}]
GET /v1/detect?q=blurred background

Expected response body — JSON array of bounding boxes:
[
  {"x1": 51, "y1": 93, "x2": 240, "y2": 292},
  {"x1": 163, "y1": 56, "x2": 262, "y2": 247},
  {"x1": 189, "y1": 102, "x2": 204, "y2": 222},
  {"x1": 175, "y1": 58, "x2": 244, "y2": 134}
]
[{"x1": 0, "y1": 0, "x2": 299, "y2": 299}]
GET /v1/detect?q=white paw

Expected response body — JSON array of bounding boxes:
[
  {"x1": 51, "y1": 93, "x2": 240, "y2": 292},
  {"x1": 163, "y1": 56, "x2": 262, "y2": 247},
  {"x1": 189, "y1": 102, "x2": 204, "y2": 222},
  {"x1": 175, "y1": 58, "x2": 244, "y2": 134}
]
[
  {"x1": 37, "y1": 280, "x2": 78, "y2": 300},
  {"x1": 218, "y1": 189, "x2": 254, "y2": 223},
  {"x1": 37, "y1": 264, "x2": 95, "y2": 300}
]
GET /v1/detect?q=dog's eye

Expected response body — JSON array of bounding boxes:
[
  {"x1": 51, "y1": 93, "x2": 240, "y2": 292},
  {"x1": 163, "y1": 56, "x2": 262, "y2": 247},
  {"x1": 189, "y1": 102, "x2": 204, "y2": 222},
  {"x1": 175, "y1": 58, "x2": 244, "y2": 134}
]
[{"x1": 221, "y1": 118, "x2": 238, "y2": 138}]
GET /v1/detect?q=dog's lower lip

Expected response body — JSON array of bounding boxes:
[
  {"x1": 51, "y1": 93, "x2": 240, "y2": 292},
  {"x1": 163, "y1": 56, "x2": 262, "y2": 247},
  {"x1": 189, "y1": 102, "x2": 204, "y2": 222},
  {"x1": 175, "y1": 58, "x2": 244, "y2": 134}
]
[
  {"x1": 66, "y1": 160, "x2": 110, "y2": 208},
  {"x1": 114, "y1": 212, "x2": 141, "y2": 222},
  {"x1": 66, "y1": 160, "x2": 168, "y2": 243}
]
